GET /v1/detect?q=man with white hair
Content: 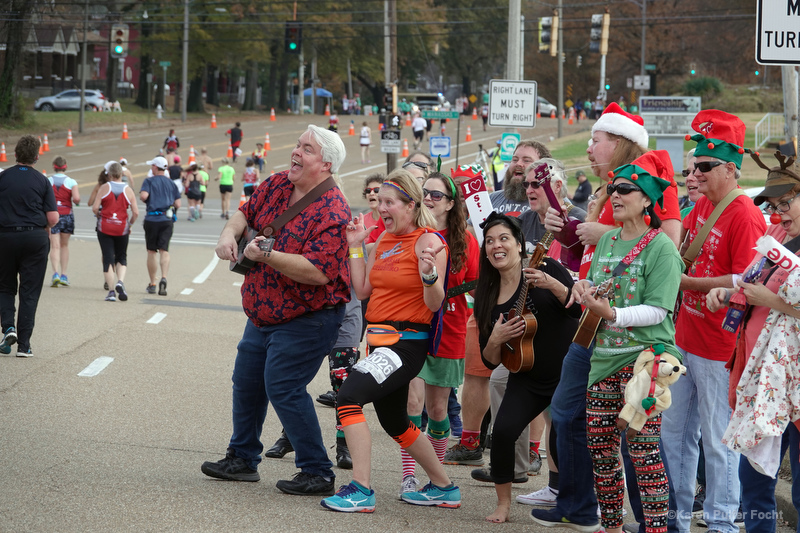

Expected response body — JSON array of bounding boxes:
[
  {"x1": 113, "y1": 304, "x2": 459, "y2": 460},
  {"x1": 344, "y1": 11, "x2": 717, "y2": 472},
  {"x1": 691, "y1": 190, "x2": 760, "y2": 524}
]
[{"x1": 202, "y1": 125, "x2": 352, "y2": 497}]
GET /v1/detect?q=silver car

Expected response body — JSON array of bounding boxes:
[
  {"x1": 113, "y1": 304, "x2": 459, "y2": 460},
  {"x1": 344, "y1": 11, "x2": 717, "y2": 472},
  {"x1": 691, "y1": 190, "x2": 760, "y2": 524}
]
[{"x1": 35, "y1": 90, "x2": 106, "y2": 111}]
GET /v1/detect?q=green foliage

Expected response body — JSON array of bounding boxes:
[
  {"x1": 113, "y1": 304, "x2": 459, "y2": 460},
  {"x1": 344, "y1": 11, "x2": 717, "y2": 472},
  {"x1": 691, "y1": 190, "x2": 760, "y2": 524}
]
[{"x1": 680, "y1": 76, "x2": 723, "y2": 98}]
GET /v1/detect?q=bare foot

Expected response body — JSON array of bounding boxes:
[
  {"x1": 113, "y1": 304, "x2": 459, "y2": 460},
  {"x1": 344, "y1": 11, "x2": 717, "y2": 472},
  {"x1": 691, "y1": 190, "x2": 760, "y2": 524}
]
[{"x1": 486, "y1": 504, "x2": 511, "y2": 523}]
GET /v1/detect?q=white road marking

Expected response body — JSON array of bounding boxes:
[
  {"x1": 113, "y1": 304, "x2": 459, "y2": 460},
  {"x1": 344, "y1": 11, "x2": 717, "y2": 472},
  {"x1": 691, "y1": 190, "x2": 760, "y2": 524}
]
[
  {"x1": 192, "y1": 255, "x2": 219, "y2": 284},
  {"x1": 146, "y1": 312, "x2": 167, "y2": 324},
  {"x1": 133, "y1": 143, "x2": 147, "y2": 147},
  {"x1": 78, "y1": 356, "x2": 114, "y2": 377},
  {"x1": 181, "y1": 288, "x2": 193, "y2": 295},
  {"x1": 72, "y1": 152, "x2": 93, "y2": 156}
]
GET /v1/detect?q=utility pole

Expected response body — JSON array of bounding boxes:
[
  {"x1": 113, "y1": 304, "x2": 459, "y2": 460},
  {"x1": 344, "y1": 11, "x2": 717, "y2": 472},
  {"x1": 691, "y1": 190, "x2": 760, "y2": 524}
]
[
  {"x1": 79, "y1": 0, "x2": 88, "y2": 133},
  {"x1": 507, "y1": 0, "x2": 521, "y2": 80},
  {"x1": 640, "y1": 0, "x2": 647, "y2": 96},
  {"x1": 557, "y1": 0, "x2": 563, "y2": 138},
  {"x1": 181, "y1": 0, "x2": 188, "y2": 122},
  {"x1": 385, "y1": 0, "x2": 398, "y2": 173},
  {"x1": 783, "y1": 65, "x2": 799, "y2": 156}
]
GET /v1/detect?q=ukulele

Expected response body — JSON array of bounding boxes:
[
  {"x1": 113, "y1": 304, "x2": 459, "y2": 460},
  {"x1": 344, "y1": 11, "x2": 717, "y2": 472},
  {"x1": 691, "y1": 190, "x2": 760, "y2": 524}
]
[
  {"x1": 500, "y1": 234, "x2": 554, "y2": 373},
  {"x1": 230, "y1": 227, "x2": 274, "y2": 275},
  {"x1": 534, "y1": 162, "x2": 583, "y2": 272},
  {"x1": 572, "y1": 277, "x2": 615, "y2": 348}
]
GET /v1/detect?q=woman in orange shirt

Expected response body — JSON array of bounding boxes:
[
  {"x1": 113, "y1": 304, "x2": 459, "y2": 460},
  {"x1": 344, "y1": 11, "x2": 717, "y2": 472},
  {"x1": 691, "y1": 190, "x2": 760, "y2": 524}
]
[{"x1": 321, "y1": 169, "x2": 460, "y2": 513}]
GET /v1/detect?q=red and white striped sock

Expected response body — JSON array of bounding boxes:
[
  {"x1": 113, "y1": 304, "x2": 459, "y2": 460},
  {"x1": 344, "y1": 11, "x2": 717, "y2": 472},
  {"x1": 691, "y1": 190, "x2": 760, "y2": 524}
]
[
  {"x1": 427, "y1": 433, "x2": 448, "y2": 464},
  {"x1": 401, "y1": 447, "x2": 416, "y2": 479}
]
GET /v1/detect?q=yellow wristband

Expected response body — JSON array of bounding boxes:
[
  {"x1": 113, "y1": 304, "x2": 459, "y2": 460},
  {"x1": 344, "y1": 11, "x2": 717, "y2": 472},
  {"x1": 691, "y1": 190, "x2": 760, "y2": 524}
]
[
  {"x1": 349, "y1": 252, "x2": 364, "y2": 259},
  {"x1": 349, "y1": 247, "x2": 363, "y2": 255}
]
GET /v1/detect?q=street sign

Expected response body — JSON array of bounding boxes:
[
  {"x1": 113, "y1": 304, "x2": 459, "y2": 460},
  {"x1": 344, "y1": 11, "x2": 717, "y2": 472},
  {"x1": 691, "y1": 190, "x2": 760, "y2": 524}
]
[
  {"x1": 380, "y1": 130, "x2": 402, "y2": 154},
  {"x1": 421, "y1": 110, "x2": 459, "y2": 120},
  {"x1": 633, "y1": 75, "x2": 650, "y2": 90},
  {"x1": 500, "y1": 133, "x2": 520, "y2": 162},
  {"x1": 488, "y1": 79, "x2": 537, "y2": 129},
  {"x1": 639, "y1": 96, "x2": 701, "y2": 136},
  {"x1": 159, "y1": 61, "x2": 171, "y2": 67},
  {"x1": 756, "y1": 0, "x2": 800, "y2": 64},
  {"x1": 429, "y1": 136, "x2": 451, "y2": 158}
]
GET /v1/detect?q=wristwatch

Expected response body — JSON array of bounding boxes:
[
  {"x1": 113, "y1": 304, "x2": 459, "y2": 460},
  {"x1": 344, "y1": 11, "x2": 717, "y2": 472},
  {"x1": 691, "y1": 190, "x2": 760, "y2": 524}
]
[
  {"x1": 421, "y1": 266, "x2": 438, "y2": 282},
  {"x1": 258, "y1": 236, "x2": 275, "y2": 257}
]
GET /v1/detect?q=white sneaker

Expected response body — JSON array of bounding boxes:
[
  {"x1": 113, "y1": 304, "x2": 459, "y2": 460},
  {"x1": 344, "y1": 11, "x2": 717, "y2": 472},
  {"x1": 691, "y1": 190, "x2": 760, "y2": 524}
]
[
  {"x1": 516, "y1": 486, "x2": 558, "y2": 506},
  {"x1": 399, "y1": 475, "x2": 419, "y2": 499}
]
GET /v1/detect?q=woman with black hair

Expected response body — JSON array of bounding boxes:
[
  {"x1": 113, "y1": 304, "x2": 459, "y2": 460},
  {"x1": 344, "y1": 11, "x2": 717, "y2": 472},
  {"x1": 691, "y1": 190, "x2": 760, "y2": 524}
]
[{"x1": 473, "y1": 212, "x2": 580, "y2": 523}]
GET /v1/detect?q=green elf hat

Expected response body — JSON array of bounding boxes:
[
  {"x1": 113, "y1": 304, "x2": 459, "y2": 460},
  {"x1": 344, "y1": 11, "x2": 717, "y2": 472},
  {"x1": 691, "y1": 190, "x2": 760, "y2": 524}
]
[
  {"x1": 684, "y1": 109, "x2": 747, "y2": 169},
  {"x1": 609, "y1": 150, "x2": 673, "y2": 211}
]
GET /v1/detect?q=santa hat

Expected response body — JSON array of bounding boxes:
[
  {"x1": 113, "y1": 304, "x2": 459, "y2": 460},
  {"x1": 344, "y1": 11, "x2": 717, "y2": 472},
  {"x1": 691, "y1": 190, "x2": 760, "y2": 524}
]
[
  {"x1": 685, "y1": 109, "x2": 746, "y2": 169},
  {"x1": 592, "y1": 102, "x2": 649, "y2": 151},
  {"x1": 610, "y1": 150, "x2": 673, "y2": 210}
]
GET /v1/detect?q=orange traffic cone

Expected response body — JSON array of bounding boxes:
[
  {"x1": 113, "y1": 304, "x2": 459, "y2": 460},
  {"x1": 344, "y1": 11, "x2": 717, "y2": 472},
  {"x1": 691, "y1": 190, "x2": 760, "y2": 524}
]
[
  {"x1": 43, "y1": 134, "x2": 50, "y2": 152},
  {"x1": 536, "y1": 109, "x2": 541, "y2": 119},
  {"x1": 348, "y1": 121, "x2": 355, "y2": 136},
  {"x1": 121, "y1": 123, "x2": 129, "y2": 139},
  {"x1": 66, "y1": 129, "x2": 74, "y2": 147},
  {"x1": 38, "y1": 137, "x2": 44, "y2": 155},
  {"x1": 561, "y1": 109, "x2": 566, "y2": 119},
  {"x1": 238, "y1": 191, "x2": 247, "y2": 208},
  {"x1": 211, "y1": 114, "x2": 217, "y2": 128},
  {"x1": 405, "y1": 113, "x2": 411, "y2": 127},
  {"x1": 466, "y1": 126, "x2": 472, "y2": 142},
  {"x1": 324, "y1": 104, "x2": 330, "y2": 117},
  {"x1": 401, "y1": 138, "x2": 409, "y2": 157},
  {"x1": 472, "y1": 107, "x2": 478, "y2": 120},
  {"x1": 550, "y1": 109, "x2": 556, "y2": 119},
  {"x1": 227, "y1": 145, "x2": 233, "y2": 158},
  {"x1": 568, "y1": 108, "x2": 575, "y2": 125},
  {"x1": 265, "y1": 133, "x2": 271, "y2": 151},
  {"x1": 270, "y1": 108, "x2": 276, "y2": 121},
  {"x1": 188, "y1": 145, "x2": 196, "y2": 164},
  {"x1": 0, "y1": 143, "x2": 7, "y2": 162}
]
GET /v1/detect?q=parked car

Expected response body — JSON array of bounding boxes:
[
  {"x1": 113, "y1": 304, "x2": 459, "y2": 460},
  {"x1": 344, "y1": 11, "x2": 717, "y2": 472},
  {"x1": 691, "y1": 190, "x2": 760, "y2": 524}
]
[
  {"x1": 537, "y1": 96, "x2": 557, "y2": 117},
  {"x1": 35, "y1": 90, "x2": 105, "y2": 111},
  {"x1": 411, "y1": 93, "x2": 450, "y2": 114}
]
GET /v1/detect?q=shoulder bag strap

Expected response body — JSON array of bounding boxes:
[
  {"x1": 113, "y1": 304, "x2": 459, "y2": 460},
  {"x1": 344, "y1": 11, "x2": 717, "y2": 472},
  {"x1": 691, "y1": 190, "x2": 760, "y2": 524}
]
[
  {"x1": 260, "y1": 176, "x2": 337, "y2": 237},
  {"x1": 682, "y1": 188, "x2": 747, "y2": 267}
]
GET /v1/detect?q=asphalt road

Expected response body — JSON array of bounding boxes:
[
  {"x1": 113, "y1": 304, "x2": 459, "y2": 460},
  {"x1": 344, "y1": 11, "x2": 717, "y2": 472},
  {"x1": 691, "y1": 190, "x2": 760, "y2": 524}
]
[{"x1": 4, "y1": 115, "x2": 786, "y2": 532}]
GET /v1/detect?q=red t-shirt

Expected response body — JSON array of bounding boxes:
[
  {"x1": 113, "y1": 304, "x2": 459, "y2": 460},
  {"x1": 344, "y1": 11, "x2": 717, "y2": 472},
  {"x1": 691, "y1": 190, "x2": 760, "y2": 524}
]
[
  {"x1": 98, "y1": 182, "x2": 131, "y2": 236},
  {"x1": 675, "y1": 193, "x2": 767, "y2": 360},
  {"x1": 437, "y1": 230, "x2": 480, "y2": 359}
]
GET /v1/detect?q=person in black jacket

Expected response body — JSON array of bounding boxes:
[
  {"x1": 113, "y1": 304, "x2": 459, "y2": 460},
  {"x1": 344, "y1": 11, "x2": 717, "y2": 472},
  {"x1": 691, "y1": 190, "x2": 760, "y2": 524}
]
[{"x1": 0, "y1": 135, "x2": 58, "y2": 357}]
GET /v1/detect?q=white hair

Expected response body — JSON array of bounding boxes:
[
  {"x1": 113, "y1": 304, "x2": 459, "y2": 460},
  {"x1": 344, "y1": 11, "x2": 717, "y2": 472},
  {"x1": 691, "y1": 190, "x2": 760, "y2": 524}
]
[
  {"x1": 526, "y1": 158, "x2": 568, "y2": 198},
  {"x1": 306, "y1": 124, "x2": 346, "y2": 174}
]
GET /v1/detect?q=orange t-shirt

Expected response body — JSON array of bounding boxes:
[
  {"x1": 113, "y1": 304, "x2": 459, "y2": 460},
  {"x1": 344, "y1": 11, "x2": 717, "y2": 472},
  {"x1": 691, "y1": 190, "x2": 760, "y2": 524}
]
[{"x1": 366, "y1": 227, "x2": 446, "y2": 325}]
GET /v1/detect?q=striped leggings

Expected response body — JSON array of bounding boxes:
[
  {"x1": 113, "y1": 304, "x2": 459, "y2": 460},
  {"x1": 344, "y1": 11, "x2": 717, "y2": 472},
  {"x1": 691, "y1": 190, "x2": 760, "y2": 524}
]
[{"x1": 586, "y1": 365, "x2": 669, "y2": 533}]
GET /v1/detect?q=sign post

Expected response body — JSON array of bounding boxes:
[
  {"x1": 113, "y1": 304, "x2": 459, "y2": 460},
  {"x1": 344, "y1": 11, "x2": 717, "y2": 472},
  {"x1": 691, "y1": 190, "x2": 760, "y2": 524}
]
[
  {"x1": 487, "y1": 79, "x2": 538, "y2": 129},
  {"x1": 380, "y1": 130, "x2": 402, "y2": 154},
  {"x1": 639, "y1": 96, "x2": 702, "y2": 173}
]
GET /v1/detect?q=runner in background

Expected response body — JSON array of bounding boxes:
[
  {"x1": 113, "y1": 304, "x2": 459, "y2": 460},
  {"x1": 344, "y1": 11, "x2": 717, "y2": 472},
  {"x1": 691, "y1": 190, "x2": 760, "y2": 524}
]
[{"x1": 48, "y1": 156, "x2": 80, "y2": 287}]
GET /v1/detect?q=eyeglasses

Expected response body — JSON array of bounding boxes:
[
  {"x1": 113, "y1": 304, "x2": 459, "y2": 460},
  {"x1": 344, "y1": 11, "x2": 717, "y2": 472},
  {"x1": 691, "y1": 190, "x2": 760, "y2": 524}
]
[
  {"x1": 693, "y1": 161, "x2": 725, "y2": 174},
  {"x1": 607, "y1": 183, "x2": 643, "y2": 195},
  {"x1": 403, "y1": 161, "x2": 429, "y2": 171},
  {"x1": 363, "y1": 187, "x2": 381, "y2": 195},
  {"x1": 764, "y1": 193, "x2": 800, "y2": 215},
  {"x1": 681, "y1": 168, "x2": 692, "y2": 178},
  {"x1": 522, "y1": 180, "x2": 541, "y2": 189},
  {"x1": 423, "y1": 189, "x2": 451, "y2": 201}
]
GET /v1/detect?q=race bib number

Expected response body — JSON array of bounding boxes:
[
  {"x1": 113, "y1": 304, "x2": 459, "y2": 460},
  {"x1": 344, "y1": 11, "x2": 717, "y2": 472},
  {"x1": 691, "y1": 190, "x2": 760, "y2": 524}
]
[{"x1": 353, "y1": 347, "x2": 403, "y2": 384}]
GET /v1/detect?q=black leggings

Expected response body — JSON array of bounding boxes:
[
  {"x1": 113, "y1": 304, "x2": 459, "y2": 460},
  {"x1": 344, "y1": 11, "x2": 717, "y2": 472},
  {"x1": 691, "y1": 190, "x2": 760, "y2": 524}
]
[
  {"x1": 97, "y1": 231, "x2": 129, "y2": 271},
  {"x1": 489, "y1": 373, "x2": 555, "y2": 484},
  {"x1": 337, "y1": 338, "x2": 427, "y2": 438}
]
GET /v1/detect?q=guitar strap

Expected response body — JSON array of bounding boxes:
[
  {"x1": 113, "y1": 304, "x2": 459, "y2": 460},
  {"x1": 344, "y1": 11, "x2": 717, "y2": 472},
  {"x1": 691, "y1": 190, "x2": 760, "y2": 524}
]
[
  {"x1": 611, "y1": 228, "x2": 662, "y2": 277},
  {"x1": 258, "y1": 176, "x2": 337, "y2": 238},
  {"x1": 681, "y1": 188, "x2": 746, "y2": 270}
]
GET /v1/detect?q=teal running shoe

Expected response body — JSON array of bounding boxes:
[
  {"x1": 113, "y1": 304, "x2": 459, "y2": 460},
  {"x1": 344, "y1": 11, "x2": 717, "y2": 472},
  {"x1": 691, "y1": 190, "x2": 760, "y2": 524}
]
[
  {"x1": 321, "y1": 482, "x2": 376, "y2": 513},
  {"x1": 400, "y1": 481, "x2": 461, "y2": 508}
]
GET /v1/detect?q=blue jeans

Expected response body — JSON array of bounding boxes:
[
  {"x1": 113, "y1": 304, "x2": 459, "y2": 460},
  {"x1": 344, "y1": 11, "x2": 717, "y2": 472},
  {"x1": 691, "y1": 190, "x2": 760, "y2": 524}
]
[
  {"x1": 662, "y1": 349, "x2": 740, "y2": 533},
  {"x1": 228, "y1": 305, "x2": 344, "y2": 478},
  {"x1": 740, "y1": 423, "x2": 800, "y2": 533}
]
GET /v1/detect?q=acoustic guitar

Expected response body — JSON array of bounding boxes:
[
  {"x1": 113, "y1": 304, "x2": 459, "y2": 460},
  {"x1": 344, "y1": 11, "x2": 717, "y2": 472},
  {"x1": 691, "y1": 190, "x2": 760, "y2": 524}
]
[
  {"x1": 534, "y1": 162, "x2": 583, "y2": 272},
  {"x1": 572, "y1": 277, "x2": 615, "y2": 348},
  {"x1": 500, "y1": 234, "x2": 554, "y2": 373},
  {"x1": 229, "y1": 226, "x2": 262, "y2": 275}
]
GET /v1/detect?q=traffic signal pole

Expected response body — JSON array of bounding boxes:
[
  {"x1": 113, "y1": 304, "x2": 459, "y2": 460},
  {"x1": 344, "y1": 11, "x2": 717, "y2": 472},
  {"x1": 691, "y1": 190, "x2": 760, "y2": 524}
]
[{"x1": 384, "y1": 0, "x2": 398, "y2": 174}]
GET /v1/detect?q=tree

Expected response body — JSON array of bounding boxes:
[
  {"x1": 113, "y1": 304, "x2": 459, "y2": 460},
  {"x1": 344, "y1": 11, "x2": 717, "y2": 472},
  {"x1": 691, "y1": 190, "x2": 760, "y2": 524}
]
[{"x1": 0, "y1": 0, "x2": 37, "y2": 120}]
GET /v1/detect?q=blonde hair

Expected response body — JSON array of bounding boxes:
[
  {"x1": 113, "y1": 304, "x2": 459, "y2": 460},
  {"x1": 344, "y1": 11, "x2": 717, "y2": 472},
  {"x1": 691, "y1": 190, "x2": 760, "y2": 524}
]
[
  {"x1": 384, "y1": 168, "x2": 436, "y2": 229},
  {"x1": 587, "y1": 135, "x2": 646, "y2": 222}
]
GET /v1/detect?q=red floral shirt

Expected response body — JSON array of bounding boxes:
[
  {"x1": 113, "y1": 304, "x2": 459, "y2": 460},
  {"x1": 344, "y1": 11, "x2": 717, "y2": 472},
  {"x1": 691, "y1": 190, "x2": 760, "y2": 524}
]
[{"x1": 240, "y1": 171, "x2": 351, "y2": 326}]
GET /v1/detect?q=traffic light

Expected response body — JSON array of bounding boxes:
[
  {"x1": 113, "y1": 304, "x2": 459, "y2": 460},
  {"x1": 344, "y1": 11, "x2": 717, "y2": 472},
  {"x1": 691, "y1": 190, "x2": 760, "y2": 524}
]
[
  {"x1": 383, "y1": 84, "x2": 397, "y2": 115},
  {"x1": 285, "y1": 21, "x2": 302, "y2": 54},
  {"x1": 590, "y1": 12, "x2": 610, "y2": 55},
  {"x1": 539, "y1": 16, "x2": 558, "y2": 57},
  {"x1": 576, "y1": 55, "x2": 583, "y2": 67},
  {"x1": 110, "y1": 24, "x2": 129, "y2": 59},
  {"x1": 690, "y1": 62, "x2": 697, "y2": 75},
  {"x1": 605, "y1": 83, "x2": 611, "y2": 91}
]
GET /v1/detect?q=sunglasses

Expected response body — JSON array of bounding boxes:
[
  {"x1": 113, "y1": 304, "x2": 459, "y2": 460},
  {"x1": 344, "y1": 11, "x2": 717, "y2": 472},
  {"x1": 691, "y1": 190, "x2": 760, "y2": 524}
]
[
  {"x1": 423, "y1": 189, "x2": 451, "y2": 201},
  {"x1": 363, "y1": 187, "x2": 381, "y2": 195},
  {"x1": 693, "y1": 161, "x2": 724, "y2": 174},
  {"x1": 607, "y1": 183, "x2": 643, "y2": 195},
  {"x1": 403, "y1": 161, "x2": 429, "y2": 171},
  {"x1": 522, "y1": 180, "x2": 541, "y2": 189},
  {"x1": 681, "y1": 168, "x2": 692, "y2": 178}
]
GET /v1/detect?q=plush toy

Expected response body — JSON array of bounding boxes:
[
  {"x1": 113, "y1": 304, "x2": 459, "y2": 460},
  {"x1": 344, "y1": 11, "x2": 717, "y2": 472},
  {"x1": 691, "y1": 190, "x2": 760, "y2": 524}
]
[{"x1": 617, "y1": 344, "x2": 686, "y2": 439}]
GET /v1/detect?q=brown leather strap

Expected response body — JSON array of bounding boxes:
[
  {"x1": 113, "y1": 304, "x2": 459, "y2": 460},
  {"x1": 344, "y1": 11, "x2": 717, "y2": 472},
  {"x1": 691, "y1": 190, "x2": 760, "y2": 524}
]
[
  {"x1": 682, "y1": 188, "x2": 746, "y2": 268},
  {"x1": 260, "y1": 176, "x2": 337, "y2": 237}
]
